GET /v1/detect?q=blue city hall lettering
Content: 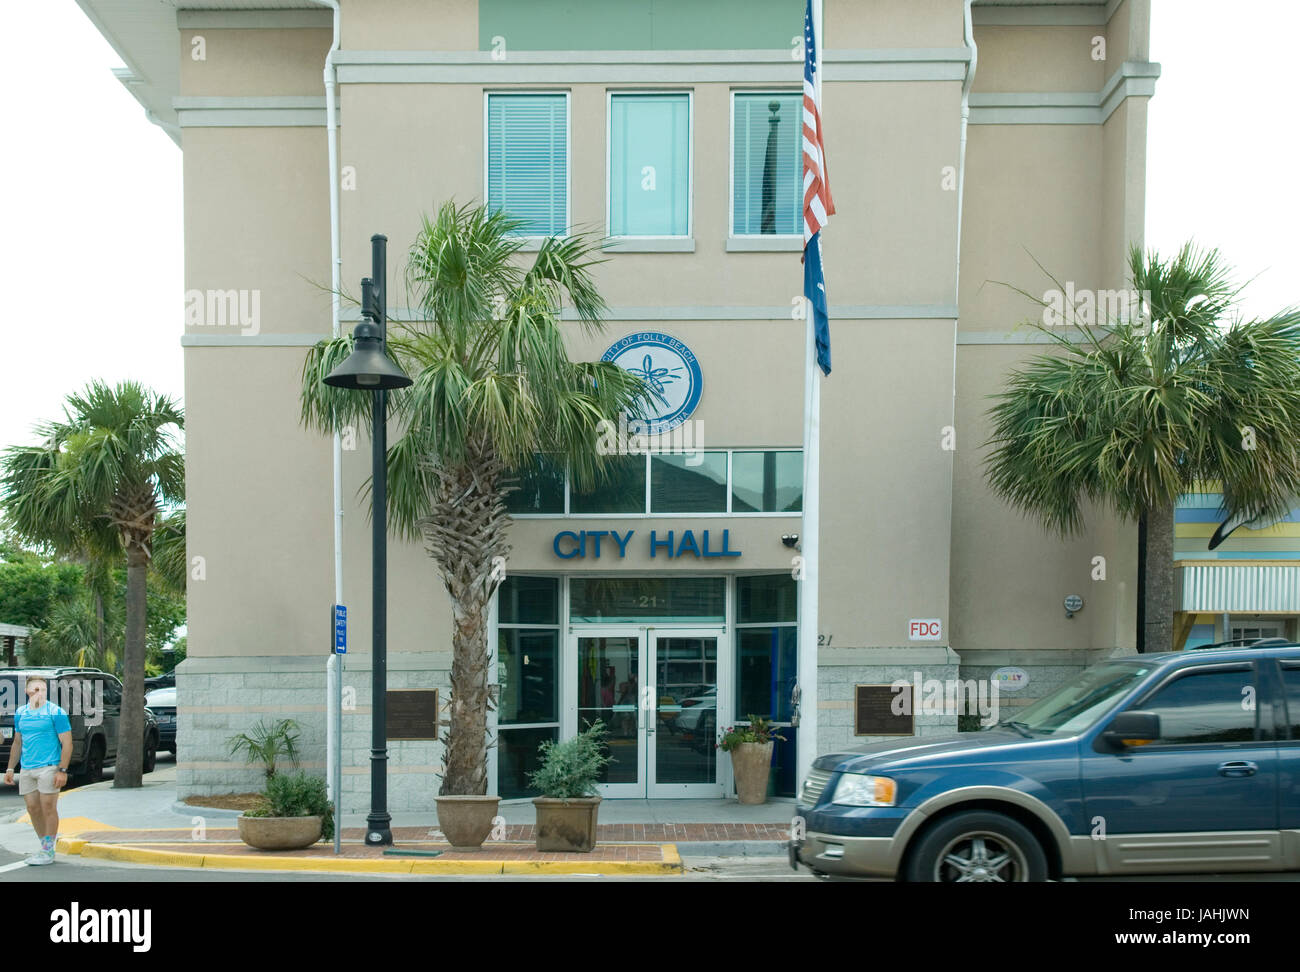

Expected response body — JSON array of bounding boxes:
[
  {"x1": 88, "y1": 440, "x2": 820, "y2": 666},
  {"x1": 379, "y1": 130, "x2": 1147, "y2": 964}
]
[{"x1": 553, "y1": 528, "x2": 741, "y2": 559}]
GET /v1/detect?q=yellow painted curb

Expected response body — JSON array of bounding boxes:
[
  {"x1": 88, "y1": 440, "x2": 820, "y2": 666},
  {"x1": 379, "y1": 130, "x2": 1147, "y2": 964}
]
[
  {"x1": 65, "y1": 840, "x2": 685, "y2": 875},
  {"x1": 81, "y1": 843, "x2": 208, "y2": 869},
  {"x1": 56, "y1": 837, "x2": 87, "y2": 855}
]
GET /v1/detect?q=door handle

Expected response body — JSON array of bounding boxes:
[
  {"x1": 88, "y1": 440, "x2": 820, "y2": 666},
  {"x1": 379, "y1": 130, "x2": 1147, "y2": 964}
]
[{"x1": 1217, "y1": 760, "x2": 1258, "y2": 777}]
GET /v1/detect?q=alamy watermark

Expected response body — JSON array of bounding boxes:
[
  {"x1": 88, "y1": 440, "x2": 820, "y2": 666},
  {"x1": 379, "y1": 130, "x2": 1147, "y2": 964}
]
[
  {"x1": 1, "y1": 676, "x2": 104, "y2": 726},
  {"x1": 890, "y1": 672, "x2": 1001, "y2": 727},
  {"x1": 1041, "y1": 284, "x2": 1151, "y2": 332},
  {"x1": 184, "y1": 288, "x2": 261, "y2": 336},
  {"x1": 595, "y1": 413, "x2": 705, "y2": 465}
]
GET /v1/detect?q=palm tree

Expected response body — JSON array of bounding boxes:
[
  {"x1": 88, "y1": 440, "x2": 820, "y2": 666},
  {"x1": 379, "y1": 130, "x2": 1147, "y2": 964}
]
[
  {"x1": 1, "y1": 381, "x2": 185, "y2": 786},
  {"x1": 985, "y1": 243, "x2": 1300, "y2": 652},
  {"x1": 301, "y1": 201, "x2": 651, "y2": 795}
]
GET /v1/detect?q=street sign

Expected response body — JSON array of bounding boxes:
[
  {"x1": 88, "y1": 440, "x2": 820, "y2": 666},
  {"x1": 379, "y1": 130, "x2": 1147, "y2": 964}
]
[{"x1": 334, "y1": 604, "x2": 347, "y2": 654}]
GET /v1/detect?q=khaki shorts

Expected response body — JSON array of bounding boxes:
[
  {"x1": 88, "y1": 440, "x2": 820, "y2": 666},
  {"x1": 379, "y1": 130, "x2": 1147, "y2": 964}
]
[{"x1": 17, "y1": 765, "x2": 60, "y2": 796}]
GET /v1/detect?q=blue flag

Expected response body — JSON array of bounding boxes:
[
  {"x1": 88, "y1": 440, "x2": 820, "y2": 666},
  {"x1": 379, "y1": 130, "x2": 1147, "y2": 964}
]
[{"x1": 804, "y1": 231, "x2": 831, "y2": 375}]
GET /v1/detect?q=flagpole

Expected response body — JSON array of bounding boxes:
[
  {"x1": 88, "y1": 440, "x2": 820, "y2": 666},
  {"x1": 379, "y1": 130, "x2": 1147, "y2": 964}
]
[{"x1": 796, "y1": 0, "x2": 825, "y2": 792}]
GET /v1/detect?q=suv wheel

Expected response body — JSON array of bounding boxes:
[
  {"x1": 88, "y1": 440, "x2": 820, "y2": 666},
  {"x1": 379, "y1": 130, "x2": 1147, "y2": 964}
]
[
  {"x1": 81, "y1": 739, "x2": 106, "y2": 784},
  {"x1": 905, "y1": 810, "x2": 1047, "y2": 882},
  {"x1": 143, "y1": 732, "x2": 158, "y2": 774}
]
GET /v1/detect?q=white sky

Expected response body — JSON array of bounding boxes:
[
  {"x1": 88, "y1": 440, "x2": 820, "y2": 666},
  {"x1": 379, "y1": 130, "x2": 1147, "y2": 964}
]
[{"x1": 0, "y1": 0, "x2": 1295, "y2": 456}]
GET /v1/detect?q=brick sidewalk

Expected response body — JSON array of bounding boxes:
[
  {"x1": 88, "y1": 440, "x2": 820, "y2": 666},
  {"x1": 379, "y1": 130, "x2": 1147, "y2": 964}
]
[{"x1": 74, "y1": 822, "x2": 789, "y2": 844}]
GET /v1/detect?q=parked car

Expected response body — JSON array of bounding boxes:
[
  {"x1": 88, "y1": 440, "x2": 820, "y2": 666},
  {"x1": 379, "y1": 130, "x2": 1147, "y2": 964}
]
[
  {"x1": 145, "y1": 670, "x2": 176, "y2": 691},
  {"x1": 145, "y1": 685, "x2": 176, "y2": 753},
  {"x1": 791, "y1": 641, "x2": 1300, "y2": 881},
  {"x1": 0, "y1": 667, "x2": 160, "y2": 783}
]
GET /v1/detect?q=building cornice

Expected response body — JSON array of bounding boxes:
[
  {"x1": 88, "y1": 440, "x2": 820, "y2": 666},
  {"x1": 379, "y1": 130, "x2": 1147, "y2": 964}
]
[
  {"x1": 332, "y1": 48, "x2": 973, "y2": 85},
  {"x1": 173, "y1": 95, "x2": 333, "y2": 129},
  {"x1": 969, "y1": 60, "x2": 1159, "y2": 125}
]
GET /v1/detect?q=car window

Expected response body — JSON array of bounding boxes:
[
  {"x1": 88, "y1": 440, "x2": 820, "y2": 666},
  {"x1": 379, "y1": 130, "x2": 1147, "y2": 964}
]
[
  {"x1": 1279, "y1": 663, "x2": 1300, "y2": 739},
  {"x1": 1137, "y1": 667, "x2": 1257, "y2": 744},
  {"x1": 102, "y1": 678, "x2": 122, "y2": 707},
  {"x1": 1007, "y1": 661, "x2": 1153, "y2": 735}
]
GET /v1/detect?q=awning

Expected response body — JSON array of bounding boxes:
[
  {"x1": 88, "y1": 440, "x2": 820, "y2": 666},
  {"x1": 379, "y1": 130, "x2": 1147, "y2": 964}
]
[{"x1": 1175, "y1": 563, "x2": 1300, "y2": 613}]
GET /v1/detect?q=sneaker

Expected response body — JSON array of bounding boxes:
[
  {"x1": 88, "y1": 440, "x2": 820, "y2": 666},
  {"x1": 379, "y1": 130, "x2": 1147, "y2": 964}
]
[{"x1": 25, "y1": 851, "x2": 53, "y2": 866}]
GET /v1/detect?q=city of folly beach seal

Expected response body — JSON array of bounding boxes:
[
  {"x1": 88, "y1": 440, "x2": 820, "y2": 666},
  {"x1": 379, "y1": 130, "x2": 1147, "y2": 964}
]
[{"x1": 600, "y1": 331, "x2": 703, "y2": 436}]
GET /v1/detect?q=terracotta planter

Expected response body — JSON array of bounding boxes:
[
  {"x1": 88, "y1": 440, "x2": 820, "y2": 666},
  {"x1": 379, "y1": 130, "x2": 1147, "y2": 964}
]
[
  {"x1": 533, "y1": 796, "x2": 601, "y2": 852},
  {"x1": 237, "y1": 814, "x2": 322, "y2": 851},
  {"x1": 730, "y1": 741, "x2": 774, "y2": 805},
  {"x1": 435, "y1": 795, "x2": 501, "y2": 850}
]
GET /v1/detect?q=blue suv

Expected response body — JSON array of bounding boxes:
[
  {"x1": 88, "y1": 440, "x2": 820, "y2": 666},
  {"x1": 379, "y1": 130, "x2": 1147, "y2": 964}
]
[{"x1": 791, "y1": 642, "x2": 1300, "y2": 881}]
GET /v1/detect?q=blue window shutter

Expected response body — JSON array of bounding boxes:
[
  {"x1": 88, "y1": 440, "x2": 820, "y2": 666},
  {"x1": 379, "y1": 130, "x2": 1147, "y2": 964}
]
[
  {"x1": 732, "y1": 93, "x2": 802, "y2": 236},
  {"x1": 487, "y1": 94, "x2": 568, "y2": 236}
]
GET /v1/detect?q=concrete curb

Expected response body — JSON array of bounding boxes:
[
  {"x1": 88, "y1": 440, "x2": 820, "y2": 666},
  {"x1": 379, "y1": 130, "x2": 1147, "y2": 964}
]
[
  {"x1": 171, "y1": 801, "x2": 244, "y2": 819},
  {"x1": 57, "y1": 837, "x2": 684, "y2": 876},
  {"x1": 676, "y1": 840, "x2": 785, "y2": 858}
]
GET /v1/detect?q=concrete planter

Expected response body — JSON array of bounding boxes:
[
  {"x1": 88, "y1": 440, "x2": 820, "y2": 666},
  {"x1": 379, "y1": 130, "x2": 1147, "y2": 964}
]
[
  {"x1": 533, "y1": 796, "x2": 601, "y2": 852},
  {"x1": 237, "y1": 814, "x2": 322, "y2": 851},
  {"x1": 435, "y1": 795, "x2": 501, "y2": 850},
  {"x1": 730, "y1": 741, "x2": 774, "y2": 804}
]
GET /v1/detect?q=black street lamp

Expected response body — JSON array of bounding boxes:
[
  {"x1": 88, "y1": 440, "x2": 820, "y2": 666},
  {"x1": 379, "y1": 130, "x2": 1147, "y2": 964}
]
[{"x1": 323, "y1": 234, "x2": 412, "y2": 846}]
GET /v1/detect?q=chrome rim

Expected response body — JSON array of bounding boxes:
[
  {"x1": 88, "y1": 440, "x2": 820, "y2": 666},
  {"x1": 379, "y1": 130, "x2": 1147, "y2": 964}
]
[{"x1": 933, "y1": 830, "x2": 1027, "y2": 882}]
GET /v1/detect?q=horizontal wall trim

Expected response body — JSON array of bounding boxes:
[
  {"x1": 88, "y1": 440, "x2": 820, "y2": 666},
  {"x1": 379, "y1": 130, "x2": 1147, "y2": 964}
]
[
  {"x1": 367, "y1": 304, "x2": 960, "y2": 322},
  {"x1": 176, "y1": 10, "x2": 334, "y2": 30},
  {"x1": 174, "y1": 95, "x2": 333, "y2": 129},
  {"x1": 601, "y1": 238, "x2": 697, "y2": 253},
  {"x1": 957, "y1": 328, "x2": 1110, "y2": 344},
  {"x1": 334, "y1": 48, "x2": 971, "y2": 85},
  {"x1": 726, "y1": 237, "x2": 803, "y2": 252},
  {"x1": 972, "y1": 3, "x2": 1109, "y2": 26},
  {"x1": 181, "y1": 333, "x2": 328, "y2": 348},
  {"x1": 970, "y1": 61, "x2": 1159, "y2": 125}
]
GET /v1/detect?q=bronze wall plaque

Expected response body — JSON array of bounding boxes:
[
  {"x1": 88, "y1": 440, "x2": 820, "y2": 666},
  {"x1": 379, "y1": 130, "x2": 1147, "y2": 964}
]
[
  {"x1": 386, "y1": 689, "x2": 439, "y2": 740},
  {"x1": 854, "y1": 683, "x2": 914, "y2": 736}
]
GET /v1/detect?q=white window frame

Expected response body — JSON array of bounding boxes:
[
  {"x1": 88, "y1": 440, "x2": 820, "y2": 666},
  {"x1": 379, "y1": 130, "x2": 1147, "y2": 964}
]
[
  {"x1": 483, "y1": 90, "x2": 572, "y2": 245},
  {"x1": 728, "y1": 88, "x2": 803, "y2": 244},
  {"x1": 605, "y1": 89, "x2": 694, "y2": 248}
]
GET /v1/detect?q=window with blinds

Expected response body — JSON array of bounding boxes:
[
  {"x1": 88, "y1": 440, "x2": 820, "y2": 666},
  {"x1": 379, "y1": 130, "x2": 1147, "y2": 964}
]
[
  {"x1": 486, "y1": 93, "x2": 568, "y2": 237},
  {"x1": 609, "y1": 93, "x2": 691, "y2": 237},
  {"x1": 732, "y1": 92, "x2": 802, "y2": 236}
]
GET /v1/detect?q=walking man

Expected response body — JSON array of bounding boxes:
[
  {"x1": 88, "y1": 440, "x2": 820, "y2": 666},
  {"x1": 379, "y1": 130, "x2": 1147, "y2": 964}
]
[{"x1": 3, "y1": 676, "x2": 72, "y2": 865}]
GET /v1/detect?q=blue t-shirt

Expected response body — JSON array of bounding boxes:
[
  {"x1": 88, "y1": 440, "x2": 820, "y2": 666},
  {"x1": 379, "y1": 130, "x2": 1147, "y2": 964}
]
[{"x1": 15, "y1": 702, "x2": 72, "y2": 769}]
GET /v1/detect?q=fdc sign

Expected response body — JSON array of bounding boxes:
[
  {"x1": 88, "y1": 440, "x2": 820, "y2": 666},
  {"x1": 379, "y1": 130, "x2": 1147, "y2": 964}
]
[{"x1": 908, "y1": 619, "x2": 942, "y2": 641}]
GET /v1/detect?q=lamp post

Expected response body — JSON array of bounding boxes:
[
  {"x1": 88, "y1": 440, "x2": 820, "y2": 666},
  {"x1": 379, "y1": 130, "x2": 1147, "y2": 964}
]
[{"x1": 323, "y1": 234, "x2": 412, "y2": 846}]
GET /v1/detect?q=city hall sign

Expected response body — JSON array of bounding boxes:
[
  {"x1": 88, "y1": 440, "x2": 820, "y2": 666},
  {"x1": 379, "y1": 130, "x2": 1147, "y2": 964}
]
[
  {"x1": 600, "y1": 331, "x2": 702, "y2": 436},
  {"x1": 553, "y1": 529, "x2": 741, "y2": 560}
]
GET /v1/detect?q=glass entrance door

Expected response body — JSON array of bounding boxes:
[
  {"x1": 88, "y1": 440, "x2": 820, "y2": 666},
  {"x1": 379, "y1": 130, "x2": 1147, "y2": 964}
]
[{"x1": 573, "y1": 627, "x2": 725, "y2": 798}]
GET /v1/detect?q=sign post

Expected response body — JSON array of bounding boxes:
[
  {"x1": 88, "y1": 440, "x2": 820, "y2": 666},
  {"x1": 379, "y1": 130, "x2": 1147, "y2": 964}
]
[{"x1": 328, "y1": 604, "x2": 346, "y2": 855}]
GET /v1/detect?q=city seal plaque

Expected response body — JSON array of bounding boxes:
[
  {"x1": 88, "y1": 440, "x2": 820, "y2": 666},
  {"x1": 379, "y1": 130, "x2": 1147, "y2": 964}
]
[{"x1": 600, "y1": 331, "x2": 703, "y2": 436}]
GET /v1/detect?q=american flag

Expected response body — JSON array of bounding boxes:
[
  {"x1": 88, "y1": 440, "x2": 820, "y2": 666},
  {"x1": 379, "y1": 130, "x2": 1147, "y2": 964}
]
[{"x1": 802, "y1": 0, "x2": 834, "y2": 375}]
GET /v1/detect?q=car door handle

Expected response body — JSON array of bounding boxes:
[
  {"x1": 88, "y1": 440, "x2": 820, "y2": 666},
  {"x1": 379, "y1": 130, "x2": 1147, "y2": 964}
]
[{"x1": 1218, "y1": 760, "x2": 1258, "y2": 777}]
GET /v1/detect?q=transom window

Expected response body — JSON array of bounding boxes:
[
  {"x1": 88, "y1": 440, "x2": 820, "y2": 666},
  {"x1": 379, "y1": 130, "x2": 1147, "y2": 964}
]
[{"x1": 505, "y1": 450, "x2": 803, "y2": 515}]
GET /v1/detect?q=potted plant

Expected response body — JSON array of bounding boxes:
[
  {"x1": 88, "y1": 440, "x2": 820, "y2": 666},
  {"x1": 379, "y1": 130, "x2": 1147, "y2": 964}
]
[
  {"x1": 227, "y1": 718, "x2": 301, "y2": 780},
  {"x1": 237, "y1": 770, "x2": 334, "y2": 851},
  {"x1": 528, "y1": 720, "x2": 611, "y2": 852},
  {"x1": 719, "y1": 716, "x2": 786, "y2": 805},
  {"x1": 434, "y1": 790, "x2": 502, "y2": 851}
]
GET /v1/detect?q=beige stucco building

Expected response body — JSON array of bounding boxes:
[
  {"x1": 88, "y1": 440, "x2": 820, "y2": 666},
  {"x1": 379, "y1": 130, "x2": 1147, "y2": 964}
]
[{"x1": 80, "y1": 0, "x2": 1160, "y2": 811}]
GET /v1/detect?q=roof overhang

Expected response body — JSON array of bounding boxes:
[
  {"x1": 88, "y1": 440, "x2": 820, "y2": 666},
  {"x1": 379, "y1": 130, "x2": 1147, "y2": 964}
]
[{"x1": 1177, "y1": 562, "x2": 1300, "y2": 614}]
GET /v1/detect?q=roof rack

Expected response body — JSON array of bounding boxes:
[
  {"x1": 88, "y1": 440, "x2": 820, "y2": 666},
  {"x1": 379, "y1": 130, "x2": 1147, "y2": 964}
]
[{"x1": 1190, "y1": 637, "x2": 1297, "y2": 650}]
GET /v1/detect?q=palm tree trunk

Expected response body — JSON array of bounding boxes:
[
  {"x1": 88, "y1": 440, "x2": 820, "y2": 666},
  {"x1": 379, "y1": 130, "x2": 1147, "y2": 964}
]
[
  {"x1": 422, "y1": 441, "x2": 512, "y2": 796},
  {"x1": 95, "y1": 592, "x2": 107, "y2": 668},
  {"x1": 1142, "y1": 501, "x2": 1176, "y2": 654},
  {"x1": 114, "y1": 546, "x2": 148, "y2": 788}
]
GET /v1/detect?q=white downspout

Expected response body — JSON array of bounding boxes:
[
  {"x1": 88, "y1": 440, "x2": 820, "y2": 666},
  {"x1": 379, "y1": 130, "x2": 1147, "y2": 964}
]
[
  {"x1": 946, "y1": 1, "x2": 976, "y2": 665},
  {"x1": 309, "y1": 0, "x2": 344, "y2": 853}
]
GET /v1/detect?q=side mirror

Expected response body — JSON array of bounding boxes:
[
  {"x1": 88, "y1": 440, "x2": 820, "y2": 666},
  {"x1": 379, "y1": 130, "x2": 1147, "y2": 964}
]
[{"x1": 1101, "y1": 710, "x2": 1160, "y2": 750}]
